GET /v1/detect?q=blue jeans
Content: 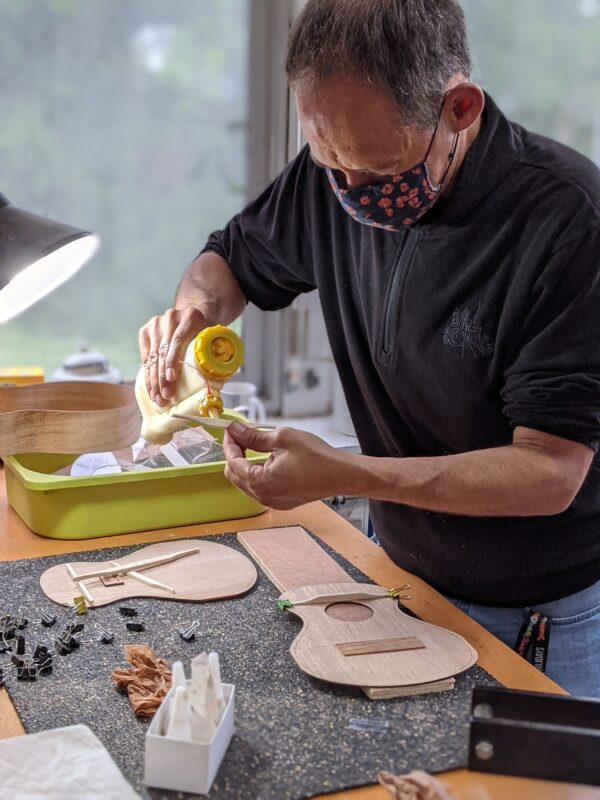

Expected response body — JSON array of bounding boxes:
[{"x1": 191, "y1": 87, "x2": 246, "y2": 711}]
[{"x1": 447, "y1": 580, "x2": 600, "y2": 698}]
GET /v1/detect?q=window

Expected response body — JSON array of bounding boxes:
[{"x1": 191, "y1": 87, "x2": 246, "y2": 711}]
[
  {"x1": 253, "y1": 0, "x2": 600, "y2": 417},
  {"x1": 462, "y1": 0, "x2": 600, "y2": 163},
  {"x1": 0, "y1": 0, "x2": 250, "y2": 378}
]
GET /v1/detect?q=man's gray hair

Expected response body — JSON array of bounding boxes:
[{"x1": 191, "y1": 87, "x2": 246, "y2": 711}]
[{"x1": 286, "y1": 0, "x2": 472, "y2": 129}]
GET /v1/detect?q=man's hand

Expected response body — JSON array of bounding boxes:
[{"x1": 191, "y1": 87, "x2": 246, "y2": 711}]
[
  {"x1": 138, "y1": 307, "x2": 207, "y2": 406},
  {"x1": 223, "y1": 423, "x2": 358, "y2": 510},
  {"x1": 224, "y1": 421, "x2": 593, "y2": 517}
]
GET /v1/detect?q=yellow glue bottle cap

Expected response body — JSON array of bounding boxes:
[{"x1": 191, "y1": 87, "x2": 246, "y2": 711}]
[{"x1": 193, "y1": 325, "x2": 244, "y2": 380}]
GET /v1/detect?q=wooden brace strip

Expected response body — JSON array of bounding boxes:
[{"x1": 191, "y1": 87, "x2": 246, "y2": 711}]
[
  {"x1": 362, "y1": 677, "x2": 455, "y2": 700},
  {"x1": 70, "y1": 547, "x2": 200, "y2": 581},
  {"x1": 337, "y1": 636, "x2": 425, "y2": 657}
]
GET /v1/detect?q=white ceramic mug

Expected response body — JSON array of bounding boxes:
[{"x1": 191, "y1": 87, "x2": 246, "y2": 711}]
[{"x1": 221, "y1": 381, "x2": 267, "y2": 424}]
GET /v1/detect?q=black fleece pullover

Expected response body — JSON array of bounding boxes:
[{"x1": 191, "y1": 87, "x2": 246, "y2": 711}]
[{"x1": 203, "y1": 93, "x2": 600, "y2": 606}]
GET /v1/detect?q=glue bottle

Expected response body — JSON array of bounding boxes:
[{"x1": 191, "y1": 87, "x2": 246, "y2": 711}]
[{"x1": 135, "y1": 325, "x2": 244, "y2": 445}]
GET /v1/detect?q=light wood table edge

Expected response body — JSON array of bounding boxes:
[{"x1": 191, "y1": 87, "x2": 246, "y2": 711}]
[{"x1": 1, "y1": 472, "x2": 597, "y2": 800}]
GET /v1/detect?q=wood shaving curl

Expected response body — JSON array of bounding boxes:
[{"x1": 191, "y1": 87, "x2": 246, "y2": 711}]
[{"x1": 111, "y1": 644, "x2": 171, "y2": 718}]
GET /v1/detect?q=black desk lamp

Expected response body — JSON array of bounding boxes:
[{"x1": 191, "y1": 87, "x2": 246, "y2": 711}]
[
  {"x1": 0, "y1": 193, "x2": 99, "y2": 323},
  {"x1": 0, "y1": 198, "x2": 140, "y2": 457}
]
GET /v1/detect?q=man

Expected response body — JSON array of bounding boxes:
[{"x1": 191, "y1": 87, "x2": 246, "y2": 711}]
[{"x1": 139, "y1": 0, "x2": 600, "y2": 696}]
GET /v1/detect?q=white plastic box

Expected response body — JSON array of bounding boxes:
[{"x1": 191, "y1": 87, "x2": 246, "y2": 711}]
[{"x1": 144, "y1": 681, "x2": 235, "y2": 795}]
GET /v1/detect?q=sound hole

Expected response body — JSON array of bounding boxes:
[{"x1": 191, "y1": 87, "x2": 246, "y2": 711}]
[{"x1": 325, "y1": 602, "x2": 374, "y2": 621}]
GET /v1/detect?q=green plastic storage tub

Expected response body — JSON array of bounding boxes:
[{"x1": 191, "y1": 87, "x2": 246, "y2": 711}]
[{"x1": 4, "y1": 422, "x2": 267, "y2": 540}]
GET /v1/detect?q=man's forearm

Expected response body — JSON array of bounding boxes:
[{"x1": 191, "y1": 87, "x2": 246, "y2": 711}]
[
  {"x1": 341, "y1": 431, "x2": 591, "y2": 517},
  {"x1": 175, "y1": 252, "x2": 246, "y2": 325}
]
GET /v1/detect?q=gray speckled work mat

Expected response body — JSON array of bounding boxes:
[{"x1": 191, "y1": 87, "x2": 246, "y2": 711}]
[{"x1": 0, "y1": 529, "x2": 498, "y2": 799}]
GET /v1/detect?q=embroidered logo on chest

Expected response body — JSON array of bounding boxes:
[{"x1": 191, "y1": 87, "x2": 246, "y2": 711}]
[{"x1": 443, "y1": 305, "x2": 494, "y2": 357}]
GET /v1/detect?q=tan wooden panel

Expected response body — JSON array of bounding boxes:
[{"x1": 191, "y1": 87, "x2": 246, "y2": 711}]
[
  {"x1": 239, "y1": 525, "x2": 351, "y2": 591},
  {"x1": 39, "y1": 539, "x2": 257, "y2": 607}
]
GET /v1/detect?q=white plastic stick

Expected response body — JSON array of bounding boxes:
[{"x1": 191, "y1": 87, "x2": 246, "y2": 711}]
[
  {"x1": 166, "y1": 686, "x2": 191, "y2": 741},
  {"x1": 208, "y1": 652, "x2": 224, "y2": 723},
  {"x1": 160, "y1": 660, "x2": 187, "y2": 736},
  {"x1": 189, "y1": 652, "x2": 216, "y2": 743},
  {"x1": 171, "y1": 661, "x2": 187, "y2": 693}
]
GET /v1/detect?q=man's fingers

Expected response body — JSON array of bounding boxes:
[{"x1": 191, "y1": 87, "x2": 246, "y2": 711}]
[
  {"x1": 223, "y1": 429, "x2": 245, "y2": 461},
  {"x1": 224, "y1": 432, "x2": 266, "y2": 486},
  {"x1": 224, "y1": 459, "x2": 263, "y2": 501},
  {"x1": 226, "y1": 456, "x2": 259, "y2": 482},
  {"x1": 157, "y1": 309, "x2": 179, "y2": 398},
  {"x1": 228, "y1": 423, "x2": 277, "y2": 453},
  {"x1": 138, "y1": 306, "x2": 208, "y2": 407},
  {"x1": 165, "y1": 328, "x2": 185, "y2": 385},
  {"x1": 138, "y1": 326, "x2": 153, "y2": 396},
  {"x1": 144, "y1": 317, "x2": 163, "y2": 405},
  {"x1": 165, "y1": 311, "x2": 205, "y2": 384}
]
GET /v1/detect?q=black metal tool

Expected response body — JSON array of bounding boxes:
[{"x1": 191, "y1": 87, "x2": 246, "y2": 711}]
[{"x1": 469, "y1": 685, "x2": 600, "y2": 786}]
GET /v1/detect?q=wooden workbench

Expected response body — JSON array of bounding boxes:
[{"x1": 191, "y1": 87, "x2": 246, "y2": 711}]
[{"x1": 0, "y1": 468, "x2": 597, "y2": 800}]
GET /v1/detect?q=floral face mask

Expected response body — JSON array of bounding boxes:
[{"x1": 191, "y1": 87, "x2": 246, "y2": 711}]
[{"x1": 325, "y1": 107, "x2": 459, "y2": 231}]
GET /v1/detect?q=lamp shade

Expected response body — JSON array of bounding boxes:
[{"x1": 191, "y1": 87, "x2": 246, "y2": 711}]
[{"x1": 0, "y1": 193, "x2": 99, "y2": 323}]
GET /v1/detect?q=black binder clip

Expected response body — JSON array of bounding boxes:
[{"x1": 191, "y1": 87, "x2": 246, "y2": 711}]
[
  {"x1": 55, "y1": 636, "x2": 74, "y2": 656},
  {"x1": 33, "y1": 645, "x2": 53, "y2": 674},
  {"x1": 0, "y1": 616, "x2": 16, "y2": 646},
  {"x1": 14, "y1": 608, "x2": 29, "y2": 630},
  {"x1": 16, "y1": 658, "x2": 37, "y2": 682},
  {"x1": 55, "y1": 621, "x2": 84, "y2": 655},
  {"x1": 95, "y1": 624, "x2": 114, "y2": 644},
  {"x1": 119, "y1": 606, "x2": 138, "y2": 617},
  {"x1": 179, "y1": 620, "x2": 200, "y2": 643},
  {"x1": 39, "y1": 610, "x2": 57, "y2": 628}
]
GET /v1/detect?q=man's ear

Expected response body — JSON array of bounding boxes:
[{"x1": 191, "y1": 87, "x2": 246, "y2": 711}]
[{"x1": 444, "y1": 82, "x2": 485, "y2": 133}]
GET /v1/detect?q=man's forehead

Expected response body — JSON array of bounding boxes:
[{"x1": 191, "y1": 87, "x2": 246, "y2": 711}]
[
  {"x1": 296, "y1": 75, "x2": 406, "y2": 131},
  {"x1": 299, "y1": 105, "x2": 423, "y2": 172},
  {"x1": 295, "y1": 75, "x2": 426, "y2": 166}
]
